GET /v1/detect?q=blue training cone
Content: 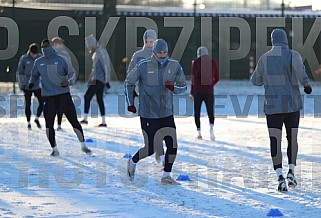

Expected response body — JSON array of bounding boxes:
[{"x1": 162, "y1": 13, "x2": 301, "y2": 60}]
[
  {"x1": 85, "y1": 138, "x2": 95, "y2": 143},
  {"x1": 176, "y1": 174, "x2": 191, "y2": 181},
  {"x1": 267, "y1": 208, "x2": 284, "y2": 217},
  {"x1": 123, "y1": 153, "x2": 132, "y2": 158}
]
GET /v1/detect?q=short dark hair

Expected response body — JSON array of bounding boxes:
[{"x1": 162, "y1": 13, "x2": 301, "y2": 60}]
[
  {"x1": 41, "y1": 39, "x2": 51, "y2": 48},
  {"x1": 29, "y1": 43, "x2": 39, "y2": 54}
]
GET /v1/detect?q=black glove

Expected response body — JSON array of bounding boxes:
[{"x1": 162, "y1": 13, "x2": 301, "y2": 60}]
[
  {"x1": 28, "y1": 83, "x2": 34, "y2": 89},
  {"x1": 304, "y1": 85, "x2": 312, "y2": 94},
  {"x1": 128, "y1": 105, "x2": 137, "y2": 113},
  {"x1": 20, "y1": 85, "x2": 26, "y2": 91},
  {"x1": 106, "y1": 82, "x2": 111, "y2": 89},
  {"x1": 133, "y1": 90, "x2": 139, "y2": 98}
]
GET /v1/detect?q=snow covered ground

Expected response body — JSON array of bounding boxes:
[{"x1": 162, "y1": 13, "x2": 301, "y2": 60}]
[{"x1": 1, "y1": 80, "x2": 321, "y2": 217}]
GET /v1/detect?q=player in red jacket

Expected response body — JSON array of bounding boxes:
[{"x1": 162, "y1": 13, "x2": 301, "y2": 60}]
[{"x1": 190, "y1": 46, "x2": 219, "y2": 140}]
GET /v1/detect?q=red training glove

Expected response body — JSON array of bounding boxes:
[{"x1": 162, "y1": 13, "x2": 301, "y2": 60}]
[
  {"x1": 60, "y1": 80, "x2": 69, "y2": 87},
  {"x1": 165, "y1": 80, "x2": 174, "y2": 91},
  {"x1": 128, "y1": 105, "x2": 137, "y2": 113}
]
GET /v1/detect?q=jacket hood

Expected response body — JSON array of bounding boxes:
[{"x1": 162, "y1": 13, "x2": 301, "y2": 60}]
[
  {"x1": 41, "y1": 46, "x2": 55, "y2": 57},
  {"x1": 271, "y1": 29, "x2": 288, "y2": 46},
  {"x1": 143, "y1": 29, "x2": 157, "y2": 41},
  {"x1": 197, "y1": 46, "x2": 208, "y2": 58},
  {"x1": 85, "y1": 34, "x2": 98, "y2": 51}
]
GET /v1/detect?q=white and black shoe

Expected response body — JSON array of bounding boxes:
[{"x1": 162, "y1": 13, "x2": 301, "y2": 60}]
[
  {"x1": 161, "y1": 176, "x2": 181, "y2": 185},
  {"x1": 127, "y1": 159, "x2": 136, "y2": 181},
  {"x1": 155, "y1": 153, "x2": 161, "y2": 163},
  {"x1": 210, "y1": 130, "x2": 215, "y2": 141},
  {"x1": 287, "y1": 170, "x2": 297, "y2": 188},
  {"x1": 278, "y1": 175, "x2": 288, "y2": 192},
  {"x1": 50, "y1": 147, "x2": 59, "y2": 156},
  {"x1": 27, "y1": 124, "x2": 31, "y2": 130},
  {"x1": 81, "y1": 146, "x2": 92, "y2": 156},
  {"x1": 50, "y1": 150, "x2": 59, "y2": 156}
]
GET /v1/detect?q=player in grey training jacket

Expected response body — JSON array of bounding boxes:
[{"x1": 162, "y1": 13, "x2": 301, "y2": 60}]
[
  {"x1": 16, "y1": 43, "x2": 43, "y2": 130},
  {"x1": 127, "y1": 29, "x2": 165, "y2": 164},
  {"x1": 51, "y1": 37, "x2": 76, "y2": 131},
  {"x1": 251, "y1": 29, "x2": 312, "y2": 192},
  {"x1": 80, "y1": 34, "x2": 111, "y2": 127},
  {"x1": 125, "y1": 38, "x2": 187, "y2": 185},
  {"x1": 28, "y1": 39, "x2": 92, "y2": 156}
]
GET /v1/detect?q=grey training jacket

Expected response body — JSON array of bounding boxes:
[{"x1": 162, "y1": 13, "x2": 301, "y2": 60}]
[
  {"x1": 127, "y1": 46, "x2": 153, "y2": 74},
  {"x1": 85, "y1": 36, "x2": 111, "y2": 85},
  {"x1": 29, "y1": 47, "x2": 75, "y2": 97},
  {"x1": 16, "y1": 52, "x2": 41, "y2": 90},
  {"x1": 125, "y1": 55, "x2": 187, "y2": 119},
  {"x1": 251, "y1": 44, "x2": 310, "y2": 115}
]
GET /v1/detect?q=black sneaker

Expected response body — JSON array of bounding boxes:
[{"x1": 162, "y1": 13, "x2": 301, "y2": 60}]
[
  {"x1": 27, "y1": 124, "x2": 31, "y2": 130},
  {"x1": 97, "y1": 123, "x2": 107, "y2": 127},
  {"x1": 287, "y1": 170, "x2": 297, "y2": 188},
  {"x1": 34, "y1": 119, "x2": 41, "y2": 128},
  {"x1": 278, "y1": 175, "x2": 288, "y2": 192},
  {"x1": 80, "y1": 120, "x2": 88, "y2": 124}
]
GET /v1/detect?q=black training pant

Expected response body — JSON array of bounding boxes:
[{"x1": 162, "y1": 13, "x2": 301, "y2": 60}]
[
  {"x1": 56, "y1": 109, "x2": 63, "y2": 125},
  {"x1": 132, "y1": 115, "x2": 178, "y2": 173},
  {"x1": 266, "y1": 111, "x2": 300, "y2": 170},
  {"x1": 84, "y1": 80, "x2": 105, "y2": 116},
  {"x1": 23, "y1": 89, "x2": 43, "y2": 122},
  {"x1": 43, "y1": 93, "x2": 84, "y2": 148},
  {"x1": 193, "y1": 93, "x2": 214, "y2": 129}
]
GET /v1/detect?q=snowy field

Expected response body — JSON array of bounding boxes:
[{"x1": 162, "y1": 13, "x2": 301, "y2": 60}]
[{"x1": 1, "y1": 80, "x2": 321, "y2": 217}]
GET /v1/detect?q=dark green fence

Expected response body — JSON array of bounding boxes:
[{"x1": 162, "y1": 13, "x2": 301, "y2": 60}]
[{"x1": 1, "y1": 6, "x2": 320, "y2": 83}]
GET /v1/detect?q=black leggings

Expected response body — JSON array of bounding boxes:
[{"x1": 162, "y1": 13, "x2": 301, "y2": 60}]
[
  {"x1": 194, "y1": 93, "x2": 214, "y2": 129},
  {"x1": 266, "y1": 111, "x2": 300, "y2": 170},
  {"x1": 43, "y1": 93, "x2": 84, "y2": 148},
  {"x1": 84, "y1": 80, "x2": 105, "y2": 116},
  {"x1": 56, "y1": 109, "x2": 63, "y2": 125},
  {"x1": 24, "y1": 89, "x2": 43, "y2": 121},
  {"x1": 132, "y1": 115, "x2": 178, "y2": 172}
]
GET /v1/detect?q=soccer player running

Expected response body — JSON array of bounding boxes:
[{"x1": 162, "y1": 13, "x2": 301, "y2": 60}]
[
  {"x1": 51, "y1": 37, "x2": 75, "y2": 131},
  {"x1": 251, "y1": 29, "x2": 312, "y2": 192},
  {"x1": 28, "y1": 39, "x2": 92, "y2": 156},
  {"x1": 125, "y1": 39, "x2": 187, "y2": 185},
  {"x1": 16, "y1": 43, "x2": 43, "y2": 130},
  {"x1": 80, "y1": 35, "x2": 111, "y2": 127},
  {"x1": 190, "y1": 46, "x2": 219, "y2": 140},
  {"x1": 127, "y1": 29, "x2": 165, "y2": 165}
]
